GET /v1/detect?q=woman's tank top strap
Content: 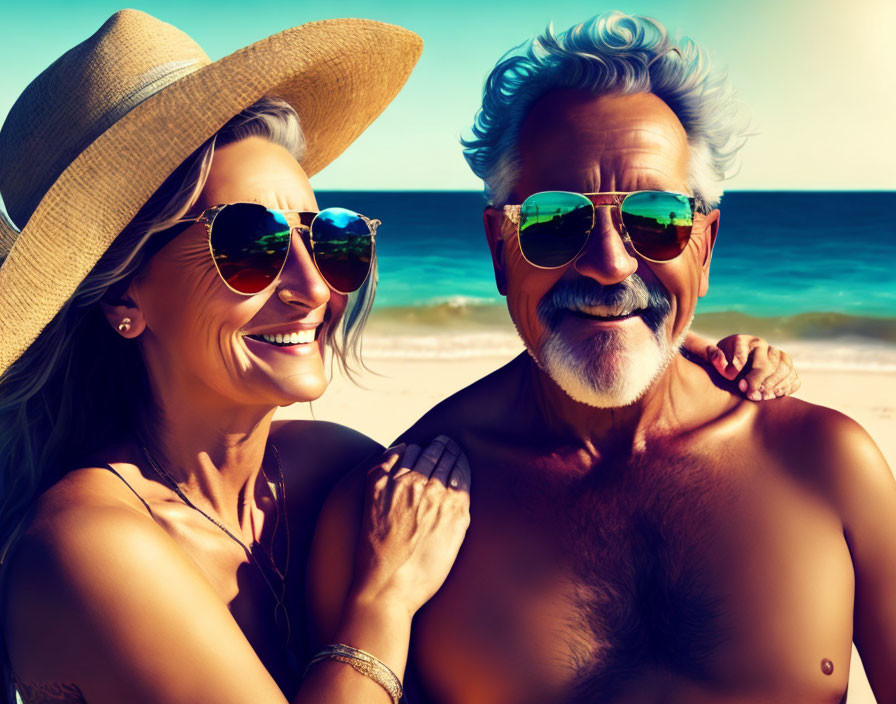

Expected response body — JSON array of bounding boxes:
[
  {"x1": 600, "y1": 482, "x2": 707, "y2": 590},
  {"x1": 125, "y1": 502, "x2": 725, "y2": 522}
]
[
  {"x1": 2, "y1": 466, "x2": 154, "y2": 704},
  {"x1": 99, "y1": 463, "x2": 156, "y2": 519}
]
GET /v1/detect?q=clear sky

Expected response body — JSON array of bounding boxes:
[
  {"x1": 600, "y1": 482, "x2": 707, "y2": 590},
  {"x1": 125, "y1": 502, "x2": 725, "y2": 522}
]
[{"x1": 1, "y1": 0, "x2": 894, "y2": 193}]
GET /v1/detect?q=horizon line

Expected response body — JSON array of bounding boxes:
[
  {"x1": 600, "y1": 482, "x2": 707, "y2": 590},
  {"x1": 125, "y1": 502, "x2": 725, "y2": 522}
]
[{"x1": 315, "y1": 187, "x2": 896, "y2": 193}]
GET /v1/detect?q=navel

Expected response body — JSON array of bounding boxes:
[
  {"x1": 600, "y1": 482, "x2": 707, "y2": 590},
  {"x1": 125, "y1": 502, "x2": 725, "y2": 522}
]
[{"x1": 821, "y1": 658, "x2": 834, "y2": 676}]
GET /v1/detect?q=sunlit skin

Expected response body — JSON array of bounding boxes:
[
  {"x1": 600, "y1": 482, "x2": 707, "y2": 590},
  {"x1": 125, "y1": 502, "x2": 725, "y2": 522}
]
[
  {"x1": 6, "y1": 137, "x2": 349, "y2": 699},
  {"x1": 312, "y1": 92, "x2": 896, "y2": 703},
  {"x1": 495, "y1": 91, "x2": 719, "y2": 434},
  {"x1": 0, "y1": 121, "x2": 856, "y2": 704},
  {"x1": 131, "y1": 135, "x2": 337, "y2": 414},
  {"x1": 3, "y1": 135, "x2": 472, "y2": 704},
  {"x1": 91, "y1": 137, "x2": 343, "y2": 568}
]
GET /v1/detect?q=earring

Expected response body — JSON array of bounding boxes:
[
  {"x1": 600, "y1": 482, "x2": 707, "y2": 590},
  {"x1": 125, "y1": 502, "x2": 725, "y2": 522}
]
[{"x1": 117, "y1": 317, "x2": 132, "y2": 334}]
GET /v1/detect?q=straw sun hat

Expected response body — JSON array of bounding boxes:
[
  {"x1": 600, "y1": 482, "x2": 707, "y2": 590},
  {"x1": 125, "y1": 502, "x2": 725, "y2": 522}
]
[{"x1": 0, "y1": 9, "x2": 422, "y2": 378}]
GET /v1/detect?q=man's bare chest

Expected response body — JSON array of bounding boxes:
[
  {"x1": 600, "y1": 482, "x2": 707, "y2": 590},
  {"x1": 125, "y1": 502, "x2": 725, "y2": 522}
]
[{"x1": 410, "y1": 445, "x2": 853, "y2": 703}]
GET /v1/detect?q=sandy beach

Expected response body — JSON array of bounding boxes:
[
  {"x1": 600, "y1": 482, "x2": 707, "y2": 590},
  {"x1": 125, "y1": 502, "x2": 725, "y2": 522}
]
[
  {"x1": 276, "y1": 353, "x2": 896, "y2": 465},
  {"x1": 276, "y1": 344, "x2": 895, "y2": 703}
]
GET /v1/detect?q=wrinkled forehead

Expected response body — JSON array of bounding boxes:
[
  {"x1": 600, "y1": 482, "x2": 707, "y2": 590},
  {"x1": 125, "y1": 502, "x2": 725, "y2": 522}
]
[
  {"x1": 195, "y1": 136, "x2": 317, "y2": 214},
  {"x1": 513, "y1": 90, "x2": 691, "y2": 199}
]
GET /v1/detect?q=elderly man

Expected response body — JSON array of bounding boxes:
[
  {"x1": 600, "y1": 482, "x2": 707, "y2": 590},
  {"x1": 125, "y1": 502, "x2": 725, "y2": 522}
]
[{"x1": 311, "y1": 11, "x2": 896, "y2": 703}]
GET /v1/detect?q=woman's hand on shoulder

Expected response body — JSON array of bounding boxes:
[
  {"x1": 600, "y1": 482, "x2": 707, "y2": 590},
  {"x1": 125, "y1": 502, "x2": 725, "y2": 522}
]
[
  {"x1": 684, "y1": 331, "x2": 800, "y2": 400},
  {"x1": 4, "y1": 480, "x2": 288, "y2": 704},
  {"x1": 308, "y1": 435, "x2": 471, "y2": 644},
  {"x1": 351, "y1": 436, "x2": 471, "y2": 618}
]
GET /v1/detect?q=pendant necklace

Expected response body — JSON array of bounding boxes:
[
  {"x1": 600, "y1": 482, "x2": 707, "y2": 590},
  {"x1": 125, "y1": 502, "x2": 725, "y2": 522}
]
[{"x1": 139, "y1": 439, "x2": 292, "y2": 646}]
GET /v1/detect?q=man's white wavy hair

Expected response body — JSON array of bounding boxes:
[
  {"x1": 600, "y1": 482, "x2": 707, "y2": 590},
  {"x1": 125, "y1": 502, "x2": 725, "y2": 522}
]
[{"x1": 462, "y1": 11, "x2": 749, "y2": 211}]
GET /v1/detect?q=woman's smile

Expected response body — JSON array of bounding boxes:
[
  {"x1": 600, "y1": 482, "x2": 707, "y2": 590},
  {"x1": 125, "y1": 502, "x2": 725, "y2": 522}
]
[{"x1": 243, "y1": 323, "x2": 323, "y2": 355}]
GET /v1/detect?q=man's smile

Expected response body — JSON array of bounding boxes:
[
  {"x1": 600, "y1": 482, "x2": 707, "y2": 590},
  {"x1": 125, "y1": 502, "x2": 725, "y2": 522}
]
[{"x1": 566, "y1": 303, "x2": 647, "y2": 322}]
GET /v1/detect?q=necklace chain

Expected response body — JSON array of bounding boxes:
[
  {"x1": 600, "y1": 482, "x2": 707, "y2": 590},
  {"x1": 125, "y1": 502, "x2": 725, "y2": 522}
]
[{"x1": 139, "y1": 439, "x2": 291, "y2": 644}]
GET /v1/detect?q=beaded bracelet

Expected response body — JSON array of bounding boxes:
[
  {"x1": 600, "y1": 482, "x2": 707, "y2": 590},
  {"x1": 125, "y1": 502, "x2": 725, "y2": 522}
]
[{"x1": 305, "y1": 643, "x2": 404, "y2": 704}]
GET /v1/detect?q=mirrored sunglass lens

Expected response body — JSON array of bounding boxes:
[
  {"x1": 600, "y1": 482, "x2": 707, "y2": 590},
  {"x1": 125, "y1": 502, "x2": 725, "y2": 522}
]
[
  {"x1": 311, "y1": 208, "x2": 373, "y2": 293},
  {"x1": 209, "y1": 203, "x2": 291, "y2": 294},
  {"x1": 519, "y1": 192, "x2": 593, "y2": 267},
  {"x1": 620, "y1": 191, "x2": 694, "y2": 261}
]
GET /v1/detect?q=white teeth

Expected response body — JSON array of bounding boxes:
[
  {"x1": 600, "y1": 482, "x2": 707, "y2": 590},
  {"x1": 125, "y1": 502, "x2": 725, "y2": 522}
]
[
  {"x1": 258, "y1": 329, "x2": 317, "y2": 345},
  {"x1": 576, "y1": 304, "x2": 639, "y2": 317}
]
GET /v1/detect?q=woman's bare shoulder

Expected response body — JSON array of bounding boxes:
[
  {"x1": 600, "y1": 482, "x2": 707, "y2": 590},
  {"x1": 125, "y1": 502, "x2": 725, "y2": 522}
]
[
  {"x1": 13, "y1": 460, "x2": 161, "y2": 557},
  {"x1": 16, "y1": 462, "x2": 156, "y2": 548},
  {"x1": 7, "y1": 464, "x2": 176, "y2": 592},
  {"x1": 4, "y1": 466, "x2": 283, "y2": 703},
  {"x1": 4, "y1": 468, "x2": 186, "y2": 681}
]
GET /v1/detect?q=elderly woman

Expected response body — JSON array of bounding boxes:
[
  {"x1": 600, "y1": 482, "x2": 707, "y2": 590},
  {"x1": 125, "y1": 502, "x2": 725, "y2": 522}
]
[{"x1": 0, "y1": 10, "x2": 797, "y2": 704}]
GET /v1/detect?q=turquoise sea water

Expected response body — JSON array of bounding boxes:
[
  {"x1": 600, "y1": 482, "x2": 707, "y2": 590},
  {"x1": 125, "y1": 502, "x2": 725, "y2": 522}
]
[{"x1": 316, "y1": 190, "x2": 896, "y2": 347}]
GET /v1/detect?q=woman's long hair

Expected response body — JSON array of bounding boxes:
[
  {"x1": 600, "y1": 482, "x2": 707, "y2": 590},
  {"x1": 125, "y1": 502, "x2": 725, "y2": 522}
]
[{"x1": 0, "y1": 96, "x2": 377, "y2": 561}]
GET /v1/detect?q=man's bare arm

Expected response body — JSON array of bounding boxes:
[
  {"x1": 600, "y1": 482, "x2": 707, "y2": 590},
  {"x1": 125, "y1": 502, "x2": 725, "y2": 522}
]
[
  {"x1": 307, "y1": 464, "x2": 367, "y2": 645},
  {"x1": 824, "y1": 413, "x2": 896, "y2": 701}
]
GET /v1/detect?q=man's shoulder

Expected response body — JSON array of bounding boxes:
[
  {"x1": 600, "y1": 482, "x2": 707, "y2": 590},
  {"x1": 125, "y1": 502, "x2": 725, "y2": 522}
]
[
  {"x1": 754, "y1": 396, "x2": 891, "y2": 505},
  {"x1": 398, "y1": 355, "x2": 523, "y2": 444},
  {"x1": 271, "y1": 419, "x2": 382, "y2": 474},
  {"x1": 755, "y1": 396, "x2": 877, "y2": 452},
  {"x1": 270, "y1": 419, "x2": 383, "y2": 518}
]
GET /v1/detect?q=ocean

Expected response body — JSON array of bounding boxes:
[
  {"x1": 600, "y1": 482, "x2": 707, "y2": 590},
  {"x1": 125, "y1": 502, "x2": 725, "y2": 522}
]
[{"x1": 316, "y1": 191, "x2": 896, "y2": 369}]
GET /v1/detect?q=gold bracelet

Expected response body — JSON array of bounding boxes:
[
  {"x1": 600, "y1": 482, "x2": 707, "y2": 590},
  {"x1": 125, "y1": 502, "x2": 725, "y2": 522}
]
[{"x1": 305, "y1": 643, "x2": 404, "y2": 704}]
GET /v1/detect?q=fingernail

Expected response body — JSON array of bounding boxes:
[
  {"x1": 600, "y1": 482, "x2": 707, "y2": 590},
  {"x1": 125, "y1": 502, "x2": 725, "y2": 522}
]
[
  {"x1": 749, "y1": 391, "x2": 761, "y2": 401},
  {"x1": 738, "y1": 379, "x2": 747, "y2": 391}
]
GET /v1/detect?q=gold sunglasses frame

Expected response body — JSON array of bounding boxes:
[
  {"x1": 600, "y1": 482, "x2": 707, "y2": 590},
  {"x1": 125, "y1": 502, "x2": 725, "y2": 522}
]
[
  {"x1": 500, "y1": 190, "x2": 697, "y2": 269},
  {"x1": 173, "y1": 203, "x2": 381, "y2": 296}
]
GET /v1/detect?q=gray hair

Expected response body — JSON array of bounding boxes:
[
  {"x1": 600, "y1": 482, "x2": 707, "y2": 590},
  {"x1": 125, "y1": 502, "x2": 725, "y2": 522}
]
[
  {"x1": 213, "y1": 99, "x2": 375, "y2": 376},
  {"x1": 0, "y1": 96, "x2": 376, "y2": 594},
  {"x1": 462, "y1": 11, "x2": 749, "y2": 211}
]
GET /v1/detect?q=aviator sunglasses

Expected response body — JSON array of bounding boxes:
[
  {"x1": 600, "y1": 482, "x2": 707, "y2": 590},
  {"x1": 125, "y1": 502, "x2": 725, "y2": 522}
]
[
  {"x1": 501, "y1": 190, "x2": 699, "y2": 268},
  {"x1": 150, "y1": 203, "x2": 379, "y2": 295}
]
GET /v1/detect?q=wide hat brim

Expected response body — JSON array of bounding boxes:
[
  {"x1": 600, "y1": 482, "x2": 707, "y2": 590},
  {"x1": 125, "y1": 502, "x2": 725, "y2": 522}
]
[{"x1": 0, "y1": 17, "x2": 422, "y2": 378}]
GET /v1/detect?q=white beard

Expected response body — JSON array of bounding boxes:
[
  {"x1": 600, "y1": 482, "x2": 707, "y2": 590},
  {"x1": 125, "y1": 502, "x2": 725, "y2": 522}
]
[{"x1": 536, "y1": 314, "x2": 692, "y2": 408}]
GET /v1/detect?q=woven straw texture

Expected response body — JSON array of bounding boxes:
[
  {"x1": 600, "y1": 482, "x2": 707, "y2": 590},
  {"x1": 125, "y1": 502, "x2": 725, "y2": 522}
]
[{"x1": 0, "y1": 9, "x2": 422, "y2": 377}]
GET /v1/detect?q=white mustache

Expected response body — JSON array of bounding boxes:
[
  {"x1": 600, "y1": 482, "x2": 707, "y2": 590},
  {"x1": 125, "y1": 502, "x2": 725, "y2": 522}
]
[{"x1": 537, "y1": 276, "x2": 671, "y2": 332}]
